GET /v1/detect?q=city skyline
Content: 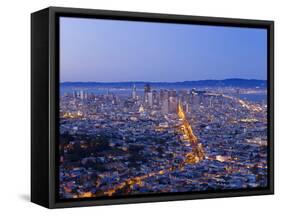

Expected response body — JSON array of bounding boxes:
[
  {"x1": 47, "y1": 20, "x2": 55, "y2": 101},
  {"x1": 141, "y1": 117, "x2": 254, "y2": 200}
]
[
  {"x1": 60, "y1": 17, "x2": 267, "y2": 82},
  {"x1": 59, "y1": 82, "x2": 268, "y2": 199},
  {"x1": 59, "y1": 16, "x2": 268, "y2": 199},
  {"x1": 60, "y1": 78, "x2": 267, "y2": 83}
]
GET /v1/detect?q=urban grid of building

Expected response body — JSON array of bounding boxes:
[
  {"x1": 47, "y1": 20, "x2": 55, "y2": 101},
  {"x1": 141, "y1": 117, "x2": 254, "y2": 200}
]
[{"x1": 59, "y1": 83, "x2": 268, "y2": 199}]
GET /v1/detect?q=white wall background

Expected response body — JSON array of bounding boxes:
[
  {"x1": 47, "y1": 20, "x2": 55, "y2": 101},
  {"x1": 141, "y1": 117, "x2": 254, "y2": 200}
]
[{"x1": 0, "y1": 0, "x2": 279, "y2": 214}]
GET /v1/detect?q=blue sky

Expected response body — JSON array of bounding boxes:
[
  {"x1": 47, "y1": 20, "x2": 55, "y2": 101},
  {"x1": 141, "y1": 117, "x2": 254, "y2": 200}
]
[{"x1": 60, "y1": 17, "x2": 267, "y2": 82}]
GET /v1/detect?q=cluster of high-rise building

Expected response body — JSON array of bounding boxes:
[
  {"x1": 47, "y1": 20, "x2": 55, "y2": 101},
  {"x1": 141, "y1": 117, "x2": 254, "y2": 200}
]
[{"x1": 59, "y1": 83, "x2": 268, "y2": 199}]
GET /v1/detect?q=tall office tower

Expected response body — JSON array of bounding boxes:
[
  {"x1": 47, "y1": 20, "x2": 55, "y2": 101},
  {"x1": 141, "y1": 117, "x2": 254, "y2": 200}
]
[
  {"x1": 144, "y1": 83, "x2": 151, "y2": 104},
  {"x1": 162, "y1": 99, "x2": 169, "y2": 114},
  {"x1": 168, "y1": 90, "x2": 177, "y2": 113},
  {"x1": 161, "y1": 90, "x2": 169, "y2": 114},
  {"x1": 152, "y1": 90, "x2": 159, "y2": 105},
  {"x1": 169, "y1": 96, "x2": 177, "y2": 113},
  {"x1": 169, "y1": 89, "x2": 177, "y2": 98},
  {"x1": 160, "y1": 89, "x2": 165, "y2": 103},
  {"x1": 132, "y1": 84, "x2": 137, "y2": 99},
  {"x1": 179, "y1": 90, "x2": 188, "y2": 103},
  {"x1": 80, "y1": 90, "x2": 84, "y2": 100},
  {"x1": 144, "y1": 83, "x2": 151, "y2": 93},
  {"x1": 148, "y1": 92, "x2": 153, "y2": 107}
]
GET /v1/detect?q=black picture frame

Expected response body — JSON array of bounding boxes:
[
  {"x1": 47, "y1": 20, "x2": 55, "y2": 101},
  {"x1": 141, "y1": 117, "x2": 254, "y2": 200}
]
[{"x1": 31, "y1": 6, "x2": 274, "y2": 208}]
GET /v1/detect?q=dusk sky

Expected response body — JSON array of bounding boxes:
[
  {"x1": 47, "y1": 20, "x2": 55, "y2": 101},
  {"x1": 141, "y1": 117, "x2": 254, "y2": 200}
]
[{"x1": 60, "y1": 17, "x2": 267, "y2": 82}]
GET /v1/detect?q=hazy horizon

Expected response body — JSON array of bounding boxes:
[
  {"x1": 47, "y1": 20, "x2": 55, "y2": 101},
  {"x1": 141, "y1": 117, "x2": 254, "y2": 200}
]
[{"x1": 60, "y1": 78, "x2": 267, "y2": 83}]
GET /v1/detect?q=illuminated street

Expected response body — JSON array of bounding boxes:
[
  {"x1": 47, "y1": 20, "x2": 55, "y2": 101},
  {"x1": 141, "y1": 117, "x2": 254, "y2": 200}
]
[{"x1": 59, "y1": 82, "x2": 268, "y2": 199}]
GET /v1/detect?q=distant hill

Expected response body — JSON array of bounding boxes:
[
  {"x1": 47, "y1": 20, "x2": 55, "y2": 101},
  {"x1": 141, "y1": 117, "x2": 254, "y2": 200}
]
[
  {"x1": 181, "y1": 79, "x2": 267, "y2": 87},
  {"x1": 61, "y1": 78, "x2": 266, "y2": 88}
]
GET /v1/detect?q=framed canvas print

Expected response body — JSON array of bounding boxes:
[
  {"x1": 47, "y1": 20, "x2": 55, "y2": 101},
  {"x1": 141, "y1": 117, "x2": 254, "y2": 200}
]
[{"x1": 31, "y1": 6, "x2": 274, "y2": 208}]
